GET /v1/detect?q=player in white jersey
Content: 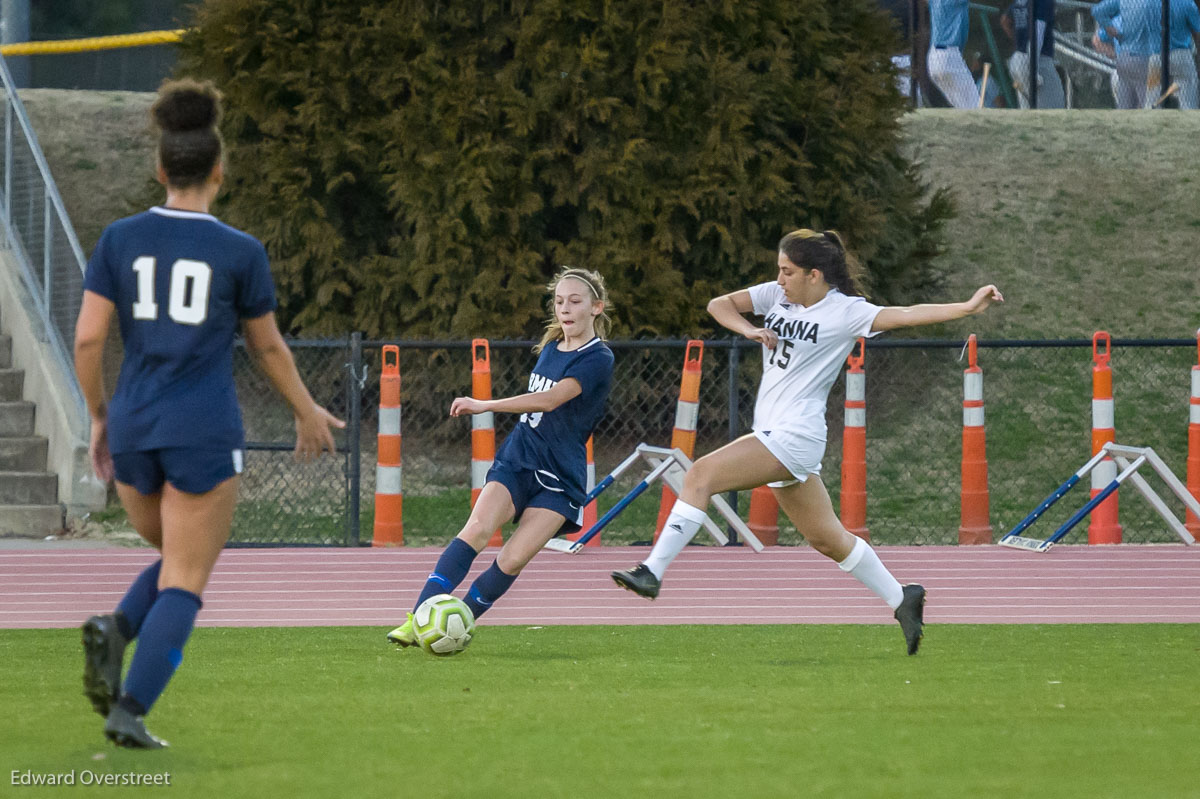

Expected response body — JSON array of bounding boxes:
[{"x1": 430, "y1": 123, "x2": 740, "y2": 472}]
[{"x1": 612, "y1": 229, "x2": 1003, "y2": 655}]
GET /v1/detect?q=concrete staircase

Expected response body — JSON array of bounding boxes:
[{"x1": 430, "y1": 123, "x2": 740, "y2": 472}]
[{"x1": 0, "y1": 320, "x2": 62, "y2": 537}]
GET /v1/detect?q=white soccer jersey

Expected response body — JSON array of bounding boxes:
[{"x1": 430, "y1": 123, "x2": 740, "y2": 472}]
[{"x1": 747, "y1": 282, "x2": 884, "y2": 441}]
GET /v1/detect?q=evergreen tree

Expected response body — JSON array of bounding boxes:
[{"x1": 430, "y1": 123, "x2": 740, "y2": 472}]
[{"x1": 180, "y1": 0, "x2": 951, "y2": 338}]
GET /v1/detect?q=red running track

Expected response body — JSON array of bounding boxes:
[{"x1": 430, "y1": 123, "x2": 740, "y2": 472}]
[{"x1": 1, "y1": 544, "x2": 1198, "y2": 629}]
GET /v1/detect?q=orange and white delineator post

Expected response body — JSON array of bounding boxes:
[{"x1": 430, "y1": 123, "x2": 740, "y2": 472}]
[
  {"x1": 470, "y1": 339, "x2": 503, "y2": 547},
  {"x1": 565, "y1": 436, "x2": 600, "y2": 547},
  {"x1": 1088, "y1": 331, "x2": 1122, "y2": 544},
  {"x1": 840, "y1": 338, "x2": 869, "y2": 541},
  {"x1": 373, "y1": 345, "x2": 403, "y2": 546},
  {"x1": 1187, "y1": 331, "x2": 1200, "y2": 537},
  {"x1": 653, "y1": 341, "x2": 704, "y2": 542},
  {"x1": 958, "y1": 334, "x2": 993, "y2": 544},
  {"x1": 746, "y1": 485, "x2": 780, "y2": 546}
]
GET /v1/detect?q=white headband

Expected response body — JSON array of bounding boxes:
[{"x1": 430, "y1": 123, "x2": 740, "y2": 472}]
[{"x1": 558, "y1": 271, "x2": 600, "y2": 299}]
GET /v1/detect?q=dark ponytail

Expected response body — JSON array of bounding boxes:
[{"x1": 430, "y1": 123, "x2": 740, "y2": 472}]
[
  {"x1": 150, "y1": 78, "x2": 223, "y2": 189},
  {"x1": 777, "y1": 229, "x2": 867, "y2": 297}
]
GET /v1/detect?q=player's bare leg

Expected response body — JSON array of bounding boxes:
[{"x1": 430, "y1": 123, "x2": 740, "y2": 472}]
[
  {"x1": 82, "y1": 483, "x2": 165, "y2": 718},
  {"x1": 458, "y1": 508, "x2": 564, "y2": 620},
  {"x1": 455, "y1": 481, "x2": 517, "y2": 552},
  {"x1": 496, "y1": 508, "x2": 570, "y2": 575},
  {"x1": 105, "y1": 477, "x2": 238, "y2": 748},
  {"x1": 389, "y1": 483, "x2": 518, "y2": 646},
  {"x1": 612, "y1": 434, "x2": 792, "y2": 598},
  {"x1": 158, "y1": 477, "x2": 238, "y2": 596},
  {"x1": 114, "y1": 482, "x2": 164, "y2": 549},
  {"x1": 773, "y1": 477, "x2": 924, "y2": 655},
  {"x1": 670, "y1": 434, "x2": 793, "y2": 508},
  {"x1": 770, "y1": 476, "x2": 857, "y2": 560}
]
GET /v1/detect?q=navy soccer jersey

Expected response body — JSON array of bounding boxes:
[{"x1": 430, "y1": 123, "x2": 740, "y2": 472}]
[
  {"x1": 493, "y1": 337, "x2": 614, "y2": 506},
  {"x1": 82, "y1": 206, "x2": 277, "y2": 454}
]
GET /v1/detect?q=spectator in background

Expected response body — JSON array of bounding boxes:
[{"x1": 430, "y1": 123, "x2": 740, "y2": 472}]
[
  {"x1": 1148, "y1": 0, "x2": 1200, "y2": 109},
  {"x1": 928, "y1": 0, "x2": 981, "y2": 107},
  {"x1": 892, "y1": 53, "x2": 918, "y2": 103},
  {"x1": 969, "y1": 51, "x2": 1005, "y2": 107},
  {"x1": 881, "y1": 0, "x2": 921, "y2": 104},
  {"x1": 1002, "y1": 0, "x2": 1066, "y2": 108},
  {"x1": 1092, "y1": 15, "x2": 1124, "y2": 106},
  {"x1": 1093, "y1": 0, "x2": 1161, "y2": 108}
]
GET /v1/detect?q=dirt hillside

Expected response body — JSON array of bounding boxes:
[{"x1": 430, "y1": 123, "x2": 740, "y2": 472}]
[{"x1": 22, "y1": 90, "x2": 1200, "y2": 339}]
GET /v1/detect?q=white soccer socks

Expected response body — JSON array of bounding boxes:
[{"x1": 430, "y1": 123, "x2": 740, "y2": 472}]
[
  {"x1": 837, "y1": 535, "x2": 905, "y2": 610},
  {"x1": 642, "y1": 499, "x2": 708, "y2": 579},
  {"x1": 645, "y1": 505, "x2": 905, "y2": 609}
]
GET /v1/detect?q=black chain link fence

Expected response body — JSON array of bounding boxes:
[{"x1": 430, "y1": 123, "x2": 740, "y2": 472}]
[
  {"x1": 231, "y1": 335, "x2": 1198, "y2": 548},
  {"x1": 231, "y1": 340, "x2": 359, "y2": 546}
]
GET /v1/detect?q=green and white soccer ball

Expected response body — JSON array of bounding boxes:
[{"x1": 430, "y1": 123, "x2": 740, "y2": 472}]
[{"x1": 412, "y1": 594, "x2": 476, "y2": 656}]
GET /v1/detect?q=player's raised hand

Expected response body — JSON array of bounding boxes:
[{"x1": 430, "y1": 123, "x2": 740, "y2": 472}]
[
  {"x1": 965, "y1": 285, "x2": 1004, "y2": 315},
  {"x1": 294, "y1": 404, "x2": 344, "y2": 463},
  {"x1": 449, "y1": 397, "x2": 488, "y2": 417}
]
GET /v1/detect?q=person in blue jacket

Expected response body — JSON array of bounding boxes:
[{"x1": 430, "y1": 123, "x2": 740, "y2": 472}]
[
  {"x1": 1152, "y1": 0, "x2": 1200, "y2": 109},
  {"x1": 1093, "y1": 0, "x2": 1162, "y2": 108},
  {"x1": 1003, "y1": 0, "x2": 1066, "y2": 108},
  {"x1": 928, "y1": 0, "x2": 983, "y2": 107}
]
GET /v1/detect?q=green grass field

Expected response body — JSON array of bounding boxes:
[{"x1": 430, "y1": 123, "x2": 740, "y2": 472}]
[{"x1": 3, "y1": 624, "x2": 1198, "y2": 798}]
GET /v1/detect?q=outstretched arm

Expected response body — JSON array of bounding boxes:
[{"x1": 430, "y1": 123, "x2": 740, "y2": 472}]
[
  {"x1": 871, "y1": 285, "x2": 1003, "y2": 332},
  {"x1": 450, "y1": 378, "x2": 582, "y2": 417}
]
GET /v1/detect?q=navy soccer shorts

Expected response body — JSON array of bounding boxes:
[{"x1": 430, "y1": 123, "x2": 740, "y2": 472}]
[
  {"x1": 485, "y1": 459, "x2": 584, "y2": 536},
  {"x1": 112, "y1": 448, "x2": 245, "y2": 495}
]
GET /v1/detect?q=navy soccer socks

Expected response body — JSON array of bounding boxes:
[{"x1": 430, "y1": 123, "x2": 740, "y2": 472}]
[
  {"x1": 414, "y1": 537, "x2": 479, "y2": 611},
  {"x1": 118, "y1": 587, "x2": 202, "y2": 717},
  {"x1": 464, "y1": 561, "x2": 517, "y2": 619},
  {"x1": 114, "y1": 559, "x2": 162, "y2": 640}
]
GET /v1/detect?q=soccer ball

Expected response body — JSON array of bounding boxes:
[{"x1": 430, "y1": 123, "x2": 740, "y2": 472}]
[{"x1": 412, "y1": 594, "x2": 476, "y2": 656}]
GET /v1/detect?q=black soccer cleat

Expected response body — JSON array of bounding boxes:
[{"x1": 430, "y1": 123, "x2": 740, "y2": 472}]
[
  {"x1": 610, "y1": 564, "x2": 661, "y2": 600},
  {"x1": 104, "y1": 705, "x2": 168, "y2": 749},
  {"x1": 894, "y1": 584, "x2": 926, "y2": 656},
  {"x1": 82, "y1": 614, "x2": 128, "y2": 717}
]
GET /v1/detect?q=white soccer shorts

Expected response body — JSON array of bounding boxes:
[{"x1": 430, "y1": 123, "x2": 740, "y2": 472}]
[{"x1": 753, "y1": 428, "x2": 826, "y2": 488}]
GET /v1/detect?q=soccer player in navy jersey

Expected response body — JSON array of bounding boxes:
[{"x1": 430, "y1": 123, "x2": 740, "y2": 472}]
[
  {"x1": 73, "y1": 79, "x2": 343, "y2": 747},
  {"x1": 388, "y1": 267, "x2": 614, "y2": 646}
]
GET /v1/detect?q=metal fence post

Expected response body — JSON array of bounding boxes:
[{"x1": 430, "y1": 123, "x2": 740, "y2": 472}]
[
  {"x1": 725, "y1": 338, "x2": 741, "y2": 544},
  {"x1": 908, "y1": 0, "x2": 918, "y2": 110},
  {"x1": 346, "y1": 332, "x2": 363, "y2": 546},
  {"x1": 1028, "y1": 5, "x2": 1038, "y2": 109},
  {"x1": 1161, "y1": 0, "x2": 1173, "y2": 109}
]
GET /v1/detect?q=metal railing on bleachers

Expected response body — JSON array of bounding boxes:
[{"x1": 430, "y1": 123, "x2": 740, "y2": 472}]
[{"x1": 0, "y1": 54, "x2": 88, "y2": 421}]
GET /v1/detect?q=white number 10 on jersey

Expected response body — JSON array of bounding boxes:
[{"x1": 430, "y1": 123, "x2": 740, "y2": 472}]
[{"x1": 131, "y1": 256, "x2": 212, "y2": 325}]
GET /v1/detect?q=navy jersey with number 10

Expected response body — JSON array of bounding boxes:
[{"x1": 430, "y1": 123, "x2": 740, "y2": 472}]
[
  {"x1": 493, "y1": 337, "x2": 614, "y2": 506},
  {"x1": 82, "y1": 207, "x2": 277, "y2": 454}
]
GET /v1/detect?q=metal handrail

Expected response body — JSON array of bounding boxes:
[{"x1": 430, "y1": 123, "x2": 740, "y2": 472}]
[{"x1": 0, "y1": 54, "x2": 87, "y2": 418}]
